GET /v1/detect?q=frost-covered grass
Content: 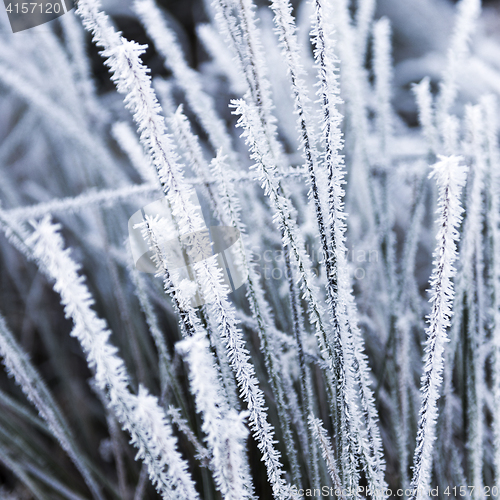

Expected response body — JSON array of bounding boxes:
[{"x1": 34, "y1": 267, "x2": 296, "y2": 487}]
[{"x1": 0, "y1": 0, "x2": 499, "y2": 498}]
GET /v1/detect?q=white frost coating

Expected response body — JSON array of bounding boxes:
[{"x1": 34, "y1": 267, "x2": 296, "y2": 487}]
[
  {"x1": 0, "y1": 313, "x2": 104, "y2": 500},
  {"x1": 436, "y1": 0, "x2": 481, "y2": 136},
  {"x1": 373, "y1": 18, "x2": 393, "y2": 159},
  {"x1": 133, "y1": 0, "x2": 237, "y2": 160},
  {"x1": 27, "y1": 217, "x2": 199, "y2": 500},
  {"x1": 308, "y1": 416, "x2": 344, "y2": 498},
  {"x1": 177, "y1": 333, "x2": 254, "y2": 500},
  {"x1": 76, "y1": 2, "x2": 292, "y2": 496},
  {"x1": 413, "y1": 78, "x2": 439, "y2": 155},
  {"x1": 410, "y1": 156, "x2": 467, "y2": 500},
  {"x1": 313, "y1": 1, "x2": 386, "y2": 494}
]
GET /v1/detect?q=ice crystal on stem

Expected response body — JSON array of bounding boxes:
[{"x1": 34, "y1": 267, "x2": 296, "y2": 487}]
[{"x1": 410, "y1": 156, "x2": 467, "y2": 500}]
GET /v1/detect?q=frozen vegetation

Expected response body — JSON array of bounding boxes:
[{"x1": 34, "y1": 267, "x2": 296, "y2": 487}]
[{"x1": 0, "y1": 0, "x2": 499, "y2": 498}]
